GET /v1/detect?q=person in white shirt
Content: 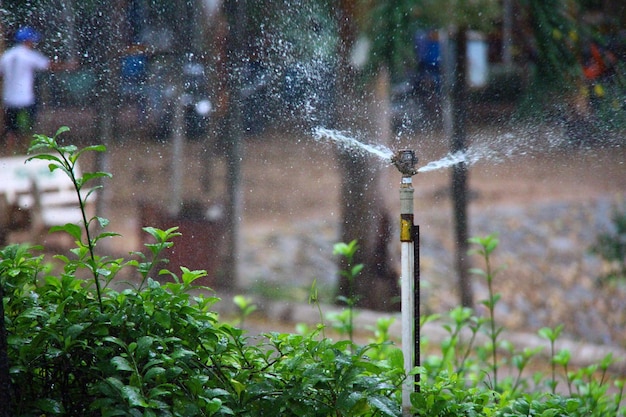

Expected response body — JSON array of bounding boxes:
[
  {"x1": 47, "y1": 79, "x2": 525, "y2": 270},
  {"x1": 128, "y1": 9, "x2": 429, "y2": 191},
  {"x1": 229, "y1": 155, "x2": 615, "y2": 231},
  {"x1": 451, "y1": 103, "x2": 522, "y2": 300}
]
[{"x1": 0, "y1": 26, "x2": 75, "y2": 153}]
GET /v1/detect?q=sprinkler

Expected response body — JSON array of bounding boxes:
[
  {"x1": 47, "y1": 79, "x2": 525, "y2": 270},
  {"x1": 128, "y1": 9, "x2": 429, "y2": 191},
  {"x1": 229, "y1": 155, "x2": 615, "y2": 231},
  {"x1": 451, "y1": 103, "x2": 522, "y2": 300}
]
[
  {"x1": 391, "y1": 149, "x2": 418, "y2": 177},
  {"x1": 391, "y1": 149, "x2": 419, "y2": 415}
]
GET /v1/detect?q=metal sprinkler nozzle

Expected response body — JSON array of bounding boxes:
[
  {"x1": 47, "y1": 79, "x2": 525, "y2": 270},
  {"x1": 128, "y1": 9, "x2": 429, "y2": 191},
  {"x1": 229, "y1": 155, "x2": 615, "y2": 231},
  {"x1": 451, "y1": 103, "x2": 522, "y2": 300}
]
[{"x1": 391, "y1": 149, "x2": 418, "y2": 176}]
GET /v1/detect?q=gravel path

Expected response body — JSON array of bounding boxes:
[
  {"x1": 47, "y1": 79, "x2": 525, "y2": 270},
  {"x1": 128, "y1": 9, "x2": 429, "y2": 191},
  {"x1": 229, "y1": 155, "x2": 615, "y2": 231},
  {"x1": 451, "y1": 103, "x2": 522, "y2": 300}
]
[{"x1": 238, "y1": 195, "x2": 626, "y2": 348}]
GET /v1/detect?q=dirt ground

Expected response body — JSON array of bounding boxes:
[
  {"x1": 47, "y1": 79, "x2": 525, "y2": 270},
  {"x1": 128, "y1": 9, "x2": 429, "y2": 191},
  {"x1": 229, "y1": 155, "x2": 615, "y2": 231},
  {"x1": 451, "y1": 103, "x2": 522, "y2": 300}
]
[{"x1": 28, "y1": 108, "x2": 626, "y2": 349}]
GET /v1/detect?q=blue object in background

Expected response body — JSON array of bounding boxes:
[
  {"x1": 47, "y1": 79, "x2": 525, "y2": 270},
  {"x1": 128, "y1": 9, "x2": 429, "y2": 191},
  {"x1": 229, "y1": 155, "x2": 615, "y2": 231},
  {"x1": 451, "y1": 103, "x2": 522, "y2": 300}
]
[{"x1": 15, "y1": 26, "x2": 41, "y2": 43}]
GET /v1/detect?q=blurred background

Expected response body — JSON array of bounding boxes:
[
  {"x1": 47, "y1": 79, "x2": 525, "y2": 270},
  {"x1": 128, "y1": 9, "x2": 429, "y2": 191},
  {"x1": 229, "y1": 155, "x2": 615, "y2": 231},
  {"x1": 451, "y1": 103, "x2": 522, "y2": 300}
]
[{"x1": 1, "y1": 0, "x2": 625, "y2": 347}]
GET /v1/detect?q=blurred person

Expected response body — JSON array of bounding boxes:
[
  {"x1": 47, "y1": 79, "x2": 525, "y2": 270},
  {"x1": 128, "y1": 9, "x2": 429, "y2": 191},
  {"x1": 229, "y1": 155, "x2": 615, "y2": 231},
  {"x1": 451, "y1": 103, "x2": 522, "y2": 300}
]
[
  {"x1": 414, "y1": 29, "x2": 441, "y2": 97},
  {"x1": 0, "y1": 26, "x2": 76, "y2": 154},
  {"x1": 413, "y1": 28, "x2": 442, "y2": 121},
  {"x1": 582, "y1": 41, "x2": 617, "y2": 81}
]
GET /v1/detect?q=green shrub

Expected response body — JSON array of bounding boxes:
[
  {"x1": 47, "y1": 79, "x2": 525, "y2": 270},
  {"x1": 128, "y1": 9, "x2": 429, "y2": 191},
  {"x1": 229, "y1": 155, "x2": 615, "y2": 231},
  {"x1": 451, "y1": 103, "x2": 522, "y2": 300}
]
[
  {"x1": 1, "y1": 128, "x2": 403, "y2": 417},
  {"x1": 591, "y1": 202, "x2": 626, "y2": 284}
]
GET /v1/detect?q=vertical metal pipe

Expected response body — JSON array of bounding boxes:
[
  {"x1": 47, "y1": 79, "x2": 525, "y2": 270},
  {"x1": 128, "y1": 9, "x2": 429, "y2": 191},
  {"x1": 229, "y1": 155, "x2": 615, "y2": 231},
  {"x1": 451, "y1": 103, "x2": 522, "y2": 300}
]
[
  {"x1": 400, "y1": 175, "x2": 414, "y2": 414},
  {"x1": 414, "y1": 223, "x2": 420, "y2": 393},
  {"x1": 392, "y1": 149, "x2": 418, "y2": 415}
]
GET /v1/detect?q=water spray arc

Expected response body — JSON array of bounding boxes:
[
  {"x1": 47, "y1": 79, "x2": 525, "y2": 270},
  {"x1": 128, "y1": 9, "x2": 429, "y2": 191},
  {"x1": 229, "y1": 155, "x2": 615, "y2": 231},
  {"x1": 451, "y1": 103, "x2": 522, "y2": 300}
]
[{"x1": 391, "y1": 150, "x2": 420, "y2": 414}]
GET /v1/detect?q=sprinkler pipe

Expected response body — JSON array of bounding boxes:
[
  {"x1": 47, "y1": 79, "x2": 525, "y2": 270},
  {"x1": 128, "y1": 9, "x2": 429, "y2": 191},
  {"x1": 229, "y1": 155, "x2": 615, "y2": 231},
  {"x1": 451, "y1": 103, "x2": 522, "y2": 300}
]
[{"x1": 391, "y1": 150, "x2": 420, "y2": 415}]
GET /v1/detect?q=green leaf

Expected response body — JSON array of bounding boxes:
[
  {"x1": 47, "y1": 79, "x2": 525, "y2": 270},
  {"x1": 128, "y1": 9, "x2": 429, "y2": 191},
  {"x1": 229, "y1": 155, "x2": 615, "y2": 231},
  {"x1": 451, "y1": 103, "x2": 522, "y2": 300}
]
[
  {"x1": 144, "y1": 366, "x2": 166, "y2": 382},
  {"x1": 369, "y1": 395, "x2": 400, "y2": 417},
  {"x1": 230, "y1": 378, "x2": 246, "y2": 397},
  {"x1": 333, "y1": 239, "x2": 359, "y2": 258},
  {"x1": 104, "y1": 336, "x2": 128, "y2": 349},
  {"x1": 553, "y1": 349, "x2": 571, "y2": 366},
  {"x1": 112, "y1": 356, "x2": 134, "y2": 372},
  {"x1": 55, "y1": 125, "x2": 71, "y2": 136},
  {"x1": 147, "y1": 387, "x2": 170, "y2": 399},
  {"x1": 144, "y1": 300, "x2": 155, "y2": 316},
  {"x1": 142, "y1": 226, "x2": 181, "y2": 243},
  {"x1": 538, "y1": 324, "x2": 564, "y2": 342},
  {"x1": 154, "y1": 310, "x2": 171, "y2": 328},
  {"x1": 538, "y1": 327, "x2": 553, "y2": 340},
  {"x1": 332, "y1": 339, "x2": 354, "y2": 351},
  {"x1": 599, "y1": 353, "x2": 614, "y2": 370},
  {"x1": 65, "y1": 323, "x2": 86, "y2": 339},
  {"x1": 50, "y1": 223, "x2": 83, "y2": 240},
  {"x1": 181, "y1": 267, "x2": 208, "y2": 285},
  {"x1": 469, "y1": 267, "x2": 487, "y2": 276},
  {"x1": 387, "y1": 346, "x2": 405, "y2": 369},
  {"x1": 165, "y1": 366, "x2": 183, "y2": 380},
  {"x1": 81, "y1": 171, "x2": 112, "y2": 184},
  {"x1": 26, "y1": 153, "x2": 63, "y2": 165},
  {"x1": 19, "y1": 307, "x2": 48, "y2": 320},
  {"x1": 206, "y1": 398, "x2": 223, "y2": 413},
  {"x1": 34, "y1": 398, "x2": 65, "y2": 414},
  {"x1": 351, "y1": 263, "x2": 364, "y2": 276},
  {"x1": 137, "y1": 336, "x2": 155, "y2": 357},
  {"x1": 101, "y1": 406, "x2": 127, "y2": 417},
  {"x1": 120, "y1": 385, "x2": 149, "y2": 407},
  {"x1": 96, "y1": 216, "x2": 111, "y2": 228},
  {"x1": 171, "y1": 347, "x2": 195, "y2": 360}
]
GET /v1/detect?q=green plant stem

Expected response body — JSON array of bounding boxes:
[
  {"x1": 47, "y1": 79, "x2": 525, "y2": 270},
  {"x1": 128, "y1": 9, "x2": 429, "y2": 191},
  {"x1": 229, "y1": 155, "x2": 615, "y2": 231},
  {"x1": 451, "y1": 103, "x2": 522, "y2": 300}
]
[
  {"x1": 348, "y1": 283, "x2": 354, "y2": 345},
  {"x1": 550, "y1": 340, "x2": 557, "y2": 394},
  {"x1": 457, "y1": 327, "x2": 479, "y2": 374},
  {"x1": 614, "y1": 382, "x2": 624, "y2": 413},
  {"x1": 66, "y1": 153, "x2": 103, "y2": 311},
  {"x1": 563, "y1": 363, "x2": 572, "y2": 396},
  {"x1": 485, "y1": 254, "x2": 498, "y2": 391}
]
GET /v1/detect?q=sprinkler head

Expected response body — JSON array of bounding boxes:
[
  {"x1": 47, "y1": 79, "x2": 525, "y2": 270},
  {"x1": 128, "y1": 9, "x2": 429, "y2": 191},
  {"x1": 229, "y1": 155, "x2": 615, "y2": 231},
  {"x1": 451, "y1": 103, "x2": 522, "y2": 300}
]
[{"x1": 391, "y1": 149, "x2": 418, "y2": 176}]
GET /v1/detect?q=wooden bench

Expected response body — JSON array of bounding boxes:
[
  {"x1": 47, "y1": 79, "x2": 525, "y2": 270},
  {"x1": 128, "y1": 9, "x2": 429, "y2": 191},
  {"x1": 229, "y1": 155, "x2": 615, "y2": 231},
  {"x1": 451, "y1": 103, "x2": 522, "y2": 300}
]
[{"x1": 0, "y1": 156, "x2": 94, "y2": 243}]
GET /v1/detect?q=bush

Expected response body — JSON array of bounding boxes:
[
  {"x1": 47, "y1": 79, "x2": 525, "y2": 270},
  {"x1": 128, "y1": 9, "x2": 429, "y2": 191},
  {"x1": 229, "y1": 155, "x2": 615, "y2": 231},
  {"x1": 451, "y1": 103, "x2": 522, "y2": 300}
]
[
  {"x1": 591, "y1": 202, "x2": 626, "y2": 284},
  {"x1": 1, "y1": 128, "x2": 624, "y2": 416},
  {"x1": 1, "y1": 128, "x2": 403, "y2": 417}
]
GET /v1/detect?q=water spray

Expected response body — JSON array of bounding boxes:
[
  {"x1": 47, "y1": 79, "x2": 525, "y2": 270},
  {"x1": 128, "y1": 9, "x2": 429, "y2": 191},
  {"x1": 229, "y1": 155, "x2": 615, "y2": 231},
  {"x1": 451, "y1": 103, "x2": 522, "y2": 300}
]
[{"x1": 391, "y1": 149, "x2": 419, "y2": 414}]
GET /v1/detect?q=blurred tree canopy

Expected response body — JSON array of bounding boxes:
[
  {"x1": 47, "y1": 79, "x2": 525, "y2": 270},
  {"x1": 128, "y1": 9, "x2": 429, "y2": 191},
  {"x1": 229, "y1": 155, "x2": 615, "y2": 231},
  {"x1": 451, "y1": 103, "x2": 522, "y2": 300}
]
[
  {"x1": 523, "y1": 0, "x2": 583, "y2": 90},
  {"x1": 412, "y1": 0, "x2": 501, "y2": 31},
  {"x1": 358, "y1": 0, "x2": 417, "y2": 81},
  {"x1": 513, "y1": 0, "x2": 626, "y2": 128},
  {"x1": 359, "y1": 0, "x2": 500, "y2": 81},
  {"x1": 358, "y1": 0, "x2": 622, "y2": 93},
  {"x1": 4, "y1": 0, "x2": 620, "y2": 97}
]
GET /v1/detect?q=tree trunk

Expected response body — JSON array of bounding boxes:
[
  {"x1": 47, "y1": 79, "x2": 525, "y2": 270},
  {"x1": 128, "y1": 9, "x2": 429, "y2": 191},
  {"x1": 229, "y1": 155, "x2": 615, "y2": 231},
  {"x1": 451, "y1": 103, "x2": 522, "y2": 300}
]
[
  {"x1": 94, "y1": 0, "x2": 124, "y2": 224},
  {"x1": 334, "y1": 1, "x2": 400, "y2": 311},
  {"x1": 502, "y1": 0, "x2": 513, "y2": 67},
  {"x1": 450, "y1": 28, "x2": 474, "y2": 308},
  {"x1": 336, "y1": 151, "x2": 398, "y2": 312},
  {"x1": 168, "y1": 0, "x2": 196, "y2": 216},
  {"x1": 221, "y1": 0, "x2": 246, "y2": 291}
]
